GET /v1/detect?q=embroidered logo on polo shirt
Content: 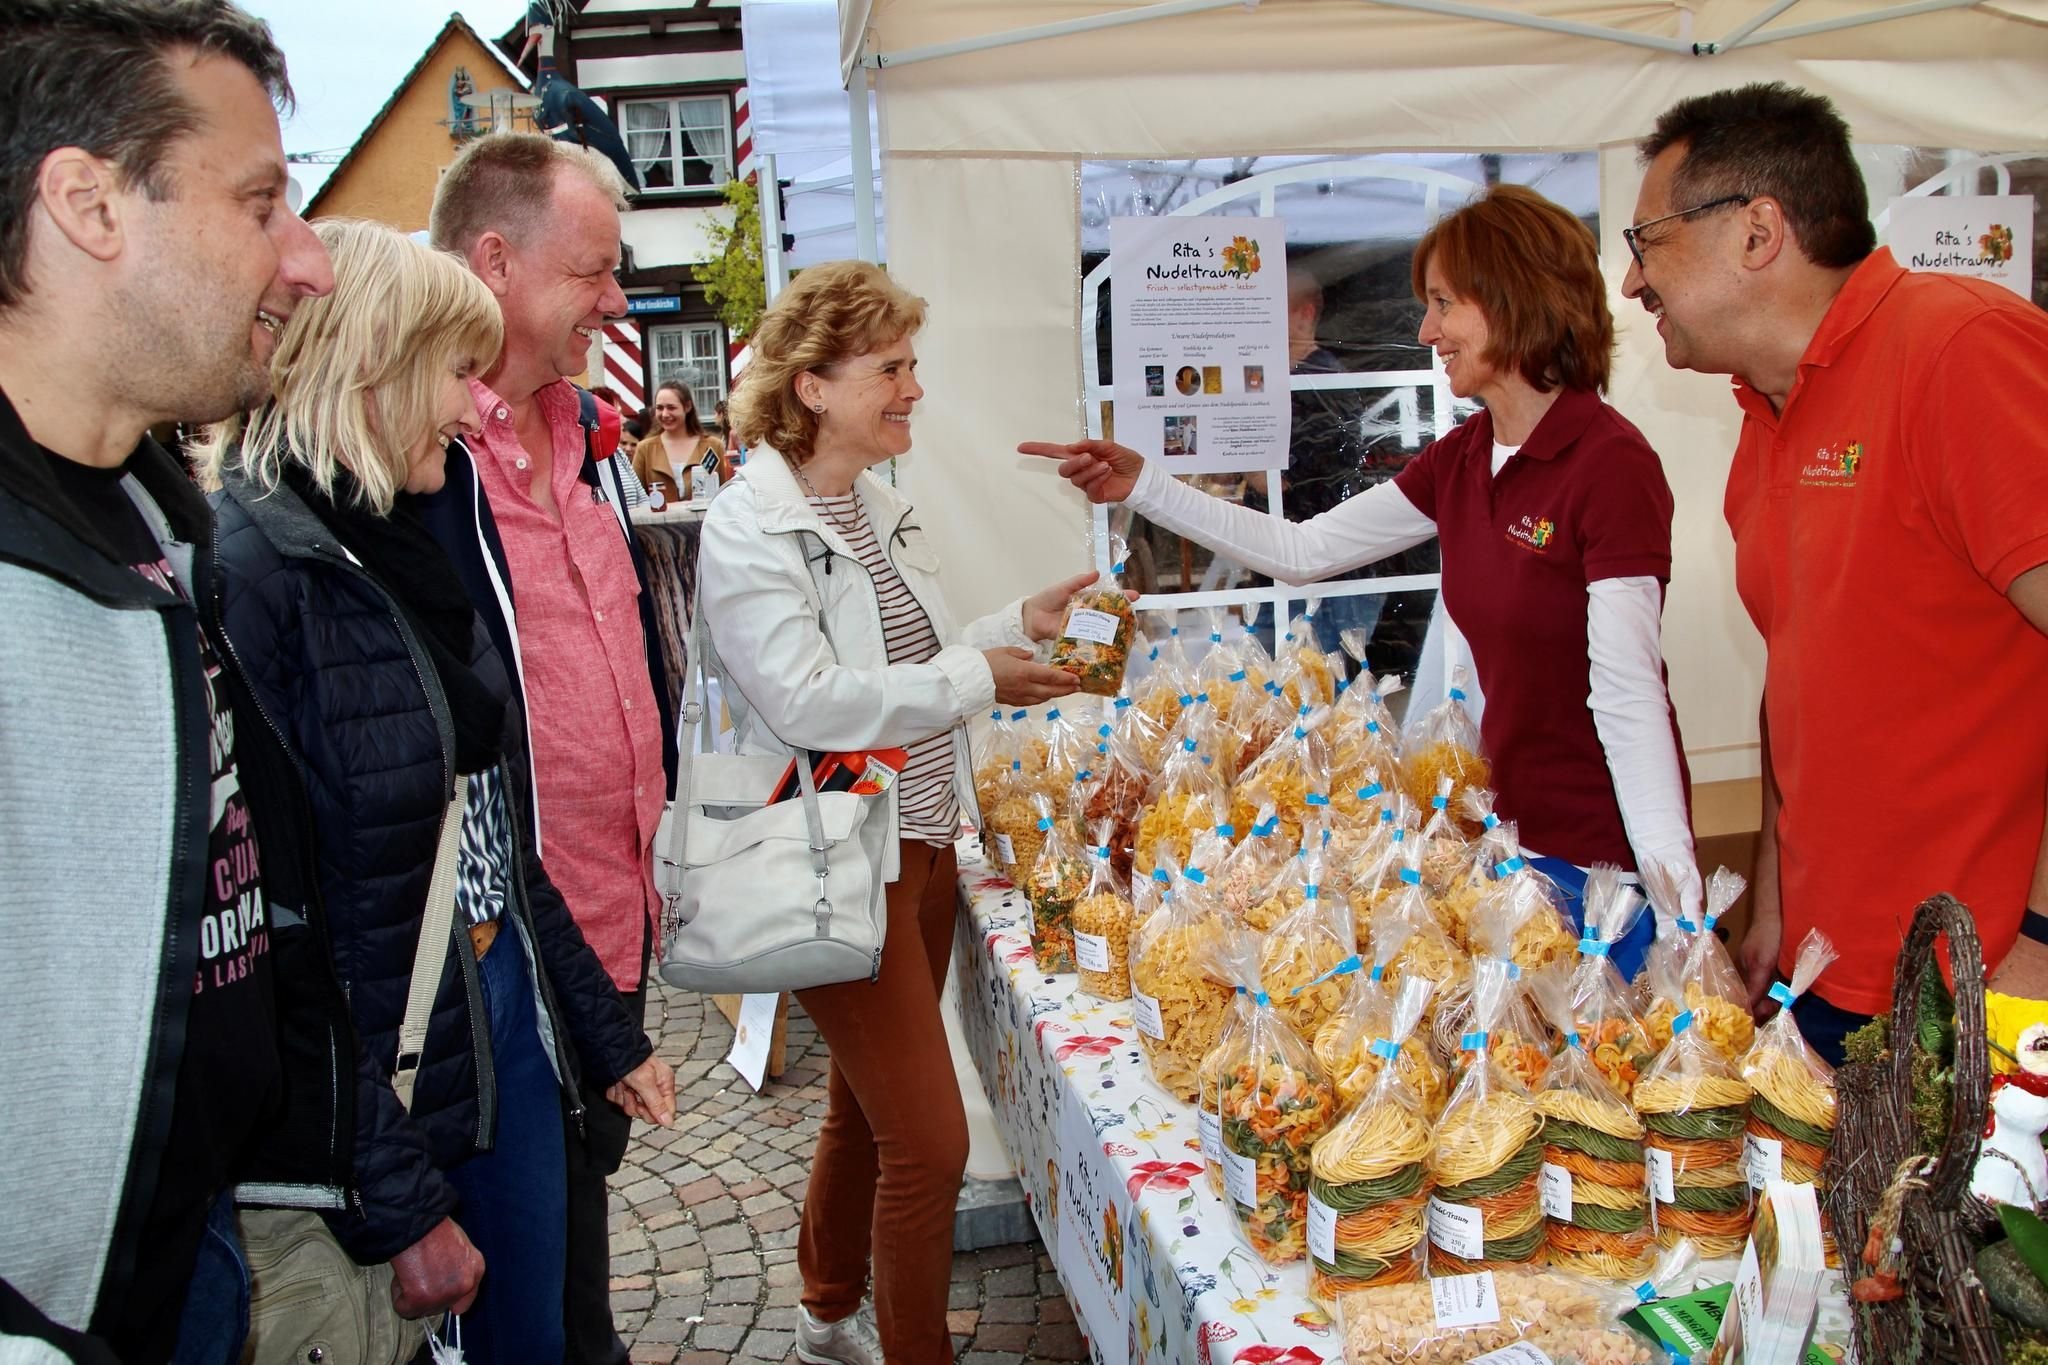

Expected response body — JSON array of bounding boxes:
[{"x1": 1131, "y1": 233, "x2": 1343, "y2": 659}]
[
  {"x1": 1800, "y1": 439, "x2": 1865, "y2": 488},
  {"x1": 1505, "y1": 513, "x2": 1556, "y2": 554}
]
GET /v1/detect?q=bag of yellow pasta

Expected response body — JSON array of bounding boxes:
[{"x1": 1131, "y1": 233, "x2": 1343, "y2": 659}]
[
  {"x1": 1108, "y1": 689, "x2": 1171, "y2": 774},
  {"x1": 1306, "y1": 976, "x2": 1437, "y2": 1304},
  {"x1": 1400, "y1": 664, "x2": 1490, "y2": 814},
  {"x1": 1215, "y1": 803, "x2": 1287, "y2": 924},
  {"x1": 1261, "y1": 844, "x2": 1355, "y2": 1041},
  {"x1": 1233, "y1": 675, "x2": 1297, "y2": 783},
  {"x1": 1072, "y1": 820, "x2": 1134, "y2": 1001},
  {"x1": 1569, "y1": 869, "x2": 1656, "y2": 1101},
  {"x1": 1231, "y1": 703, "x2": 1334, "y2": 848},
  {"x1": 1023, "y1": 792, "x2": 1087, "y2": 974},
  {"x1": 1640, "y1": 861, "x2": 1755, "y2": 1060},
  {"x1": 1738, "y1": 929, "x2": 1840, "y2": 1263},
  {"x1": 1036, "y1": 703, "x2": 1095, "y2": 795},
  {"x1": 1334, "y1": 1266, "x2": 1658, "y2": 1365},
  {"x1": 1469, "y1": 829, "x2": 1578, "y2": 976},
  {"x1": 1193, "y1": 606, "x2": 1255, "y2": 720},
  {"x1": 1373, "y1": 836, "x2": 1467, "y2": 1006},
  {"x1": 1214, "y1": 928, "x2": 1341, "y2": 1265},
  {"x1": 1134, "y1": 614, "x2": 1194, "y2": 717},
  {"x1": 1132, "y1": 736, "x2": 1227, "y2": 878},
  {"x1": 1126, "y1": 839, "x2": 1234, "y2": 1101},
  {"x1": 1315, "y1": 928, "x2": 1449, "y2": 1114},
  {"x1": 1635, "y1": 1004, "x2": 1753, "y2": 1259},
  {"x1": 1048, "y1": 540, "x2": 1136, "y2": 696},
  {"x1": 1428, "y1": 957, "x2": 1547, "y2": 1272},
  {"x1": 1526, "y1": 967, "x2": 1654, "y2": 1280},
  {"x1": 981, "y1": 753, "x2": 1043, "y2": 883},
  {"x1": 973, "y1": 706, "x2": 1017, "y2": 818},
  {"x1": 1277, "y1": 598, "x2": 1340, "y2": 707},
  {"x1": 1417, "y1": 778, "x2": 1474, "y2": 892}
]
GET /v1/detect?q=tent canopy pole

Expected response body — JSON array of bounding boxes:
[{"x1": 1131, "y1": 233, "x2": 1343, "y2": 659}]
[{"x1": 849, "y1": 65, "x2": 878, "y2": 262}]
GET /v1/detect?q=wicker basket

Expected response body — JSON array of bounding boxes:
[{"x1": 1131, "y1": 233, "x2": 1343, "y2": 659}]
[{"x1": 1822, "y1": 894, "x2": 1999, "y2": 1364}]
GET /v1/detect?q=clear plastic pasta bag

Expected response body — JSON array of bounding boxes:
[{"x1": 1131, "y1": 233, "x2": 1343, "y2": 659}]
[
  {"x1": 1048, "y1": 539, "x2": 1136, "y2": 697},
  {"x1": 1133, "y1": 616, "x2": 1195, "y2": 727},
  {"x1": 1635, "y1": 1005, "x2": 1754, "y2": 1259},
  {"x1": 981, "y1": 752, "x2": 1042, "y2": 882},
  {"x1": 1440, "y1": 960, "x2": 1553, "y2": 1096},
  {"x1": 1400, "y1": 661, "x2": 1487, "y2": 799},
  {"x1": 1109, "y1": 688, "x2": 1171, "y2": 773},
  {"x1": 1214, "y1": 928, "x2": 1341, "y2": 1264},
  {"x1": 1261, "y1": 844, "x2": 1355, "y2": 1040},
  {"x1": 1428, "y1": 958, "x2": 1547, "y2": 1273},
  {"x1": 1194, "y1": 606, "x2": 1255, "y2": 721},
  {"x1": 1232, "y1": 674, "x2": 1297, "y2": 779},
  {"x1": 1526, "y1": 967, "x2": 1654, "y2": 1280},
  {"x1": 1214, "y1": 802, "x2": 1287, "y2": 925},
  {"x1": 1334, "y1": 1266, "x2": 1656, "y2": 1365},
  {"x1": 1082, "y1": 717, "x2": 1151, "y2": 883},
  {"x1": 1199, "y1": 986, "x2": 1256, "y2": 1197},
  {"x1": 1126, "y1": 838, "x2": 1234, "y2": 1102},
  {"x1": 1738, "y1": 929, "x2": 1840, "y2": 1261},
  {"x1": 1417, "y1": 777, "x2": 1474, "y2": 891},
  {"x1": 1469, "y1": 828, "x2": 1579, "y2": 977},
  {"x1": 1024, "y1": 792, "x2": 1087, "y2": 974},
  {"x1": 1277, "y1": 598, "x2": 1340, "y2": 707},
  {"x1": 1640, "y1": 861, "x2": 1755, "y2": 1060},
  {"x1": 973, "y1": 706, "x2": 1017, "y2": 818},
  {"x1": 1037, "y1": 703, "x2": 1094, "y2": 795},
  {"x1": 1231, "y1": 703, "x2": 1334, "y2": 848},
  {"x1": 1570, "y1": 870, "x2": 1657, "y2": 1102},
  {"x1": 1342, "y1": 803, "x2": 1411, "y2": 945},
  {"x1": 1315, "y1": 927, "x2": 1450, "y2": 1115},
  {"x1": 1374, "y1": 835, "x2": 1468, "y2": 1007},
  {"x1": 1072, "y1": 820, "x2": 1134, "y2": 1001},
  {"x1": 1306, "y1": 976, "x2": 1437, "y2": 1304},
  {"x1": 1132, "y1": 737, "x2": 1228, "y2": 879}
]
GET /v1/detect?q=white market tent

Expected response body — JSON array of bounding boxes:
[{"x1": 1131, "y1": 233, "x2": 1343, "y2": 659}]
[{"x1": 829, "y1": 0, "x2": 2048, "y2": 783}]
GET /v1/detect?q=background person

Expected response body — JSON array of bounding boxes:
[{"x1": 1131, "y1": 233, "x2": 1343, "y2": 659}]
[
  {"x1": 632, "y1": 378, "x2": 728, "y2": 500},
  {"x1": 1623, "y1": 82, "x2": 2048, "y2": 1062},
  {"x1": 1026, "y1": 183, "x2": 1703, "y2": 954},
  {"x1": 700, "y1": 260, "x2": 1093, "y2": 1365},
  {"x1": 199, "y1": 219, "x2": 672, "y2": 1362},
  {"x1": 0, "y1": 4, "x2": 335, "y2": 1359}
]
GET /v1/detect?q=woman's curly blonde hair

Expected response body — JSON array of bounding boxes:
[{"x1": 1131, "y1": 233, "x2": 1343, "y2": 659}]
[{"x1": 728, "y1": 260, "x2": 926, "y2": 466}]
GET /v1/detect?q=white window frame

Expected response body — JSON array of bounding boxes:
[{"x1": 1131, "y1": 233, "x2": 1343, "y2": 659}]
[
  {"x1": 619, "y1": 94, "x2": 734, "y2": 191},
  {"x1": 648, "y1": 322, "x2": 728, "y2": 420}
]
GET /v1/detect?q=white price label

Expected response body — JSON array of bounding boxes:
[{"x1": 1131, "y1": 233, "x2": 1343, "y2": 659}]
[
  {"x1": 1467, "y1": 1345, "x2": 1555, "y2": 1365},
  {"x1": 1646, "y1": 1146, "x2": 1676, "y2": 1204},
  {"x1": 1062, "y1": 607, "x2": 1122, "y2": 645},
  {"x1": 1074, "y1": 931, "x2": 1111, "y2": 973},
  {"x1": 1429, "y1": 1271, "x2": 1501, "y2": 1329},
  {"x1": 1744, "y1": 1133, "x2": 1784, "y2": 1190},
  {"x1": 1427, "y1": 1196, "x2": 1486, "y2": 1261},
  {"x1": 992, "y1": 832, "x2": 1015, "y2": 864},
  {"x1": 1540, "y1": 1162, "x2": 1574, "y2": 1222},
  {"x1": 1199, "y1": 1109, "x2": 1222, "y2": 1164},
  {"x1": 1222, "y1": 1148, "x2": 1257, "y2": 1209},
  {"x1": 1132, "y1": 988, "x2": 1165, "y2": 1040},
  {"x1": 1307, "y1": 1191, "x2": 1339, "y2": 1265}
]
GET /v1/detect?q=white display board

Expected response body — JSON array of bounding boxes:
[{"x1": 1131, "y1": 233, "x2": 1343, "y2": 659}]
[{"x1": 1888, "y1": 194, "x2": 2034, "y2": 298}]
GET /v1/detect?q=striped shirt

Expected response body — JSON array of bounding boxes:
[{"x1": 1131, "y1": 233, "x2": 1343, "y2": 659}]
[{"x1": 808, "y1": 490, "x2": 959, "y2": 844}]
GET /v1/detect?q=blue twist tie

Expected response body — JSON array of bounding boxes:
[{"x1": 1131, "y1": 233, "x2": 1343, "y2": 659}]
[
  {"x1": 1112, "y1": 561, "x2": 1127, "y2": 574},
  {"x1": 1181, "y1": 739, "x2": 1198, "y2": 753},
  {"x1": 1095, "y1": 846, "x2": 1110, "y2": 861},
  {"x1": 1046, "y1": 709, "x2": 1061, "y2": 721},
  {"x1": 1011, "y1": 710, "x2": 1028, "y2": 721},
  {"x1": 1461, "y1": 1031, "x2": 1488, "y2": 1052},
  {"x1": 1099, "y1": 723, "x2": 1113, "y2": 738},
  {"x1": 1578, "y1": 938, "x2": 1611, "y2": 957},
  {"x1": 990, "y1": 709, "x2": 1003, "y2": 721},
  {"x1": 1399, "y1": 868, "x2": 1422, "y2": 885},
  {"x1": 1304, "y1": 884, "x2": 1321, "y2": 899},
  {"x1": 1369, "y1": 1038, "x2": 1400, "y2": 1061},
  {"x1": 1215, "y1": 824, "x2": 1235, "y2": 839},
  {"x1": 1503, "y1": 961, "x2": 1522, "y2": 980},
  {"x1": 1672, "y1": 1009, "x2": 1696, "y2": 1036},
  {"x1": 1036, "y1": 818, "x2": 1052, "y2": 831},
  {"x1": 1200, "y1": 755, "x2": 1214, "y2": 767},
  {"x1": 1265, "y1": 680, "x2": 1283, "y2": 695},
  {"x1": 1251, "y1": 990, "x2": 1271, "y2": 1007},
  {"x1": 1432, "y1": 795, "x2": 1448, "y2": 810},
  {"x1": 1115, "y1": 696, "x2": 1133, "y2": 710},
  {"x1": 1449, "y1": 687, "x2": 1467, "y2": 702},
  {"x1": 1229, "y1": 669, "x2": 1247, "y2": 683},
  {"x1": 1365, "y1": 720, "x2": 1382, "y2": 735},
  {"x1": 1368, "y1": 963, "x2": 1386, "y2": 982},
  {"x1": 1565, "y1": 1032, "x2": 1583, "y2": 1050},
  {"x1": 1294, "y1": 955, "x2": 1359, "y2": 994},
  {"x1": 1293, "y1": 726, "x2": 1308, "y2": 740},
  {"x1": 1209, "y1": 631, "x2": 1223, "y2": 643},
  {"x1": 1255, "y1": 818, "x2": 1278, "y2": 838},
  {"x1": 1009, "y1": 760, "x2": 1021, "y2": 772},
  {"x1": 1357, "y1": 783, "x2": 1385, "y2": 801},
  {"x1": 1495, "y1": 857, "x2": 1526, "y2": 876},
  {"x1": 1635, "y1": 1282, "x2": 1658, "y2": 1305},
  {"x1": 1483, "y1": 813, "x2": 1500, "y2": 829},
  {"x1": 1184, "y1": 867, "x2": 1208, "y2": 885},
  {"x1": 1076, "y1": 770, "x2": 1093, "y2": 783},
  {"x1": 1305, "y1": 792, "x2": 1329, "y2": 807},
  {"x1": 1769, "y1": 981, "x2": 1797, "y2": 1009},
  {"x1": 1703, "y1": 912, "x2": 1721, "y2": 933},
  {"x1": 1196, "y1": 691, "x2": 1210, "y2": 704},
  {"x1": 1676, "y1": 915, "x2": 1698, "y2": 934},
  {"x1": 1152, "y1": 867, "x2": 1171, "y2": 884},
  {"x1": 1177, "y1": 693, "x2": 1195, "y2": 707},
  {"x1": 1335, "y1": 677, "x2": 1350, "y2": 694}
]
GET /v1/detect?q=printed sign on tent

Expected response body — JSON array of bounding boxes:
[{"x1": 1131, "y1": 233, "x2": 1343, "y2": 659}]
[
  {"x1": 1887, "y1": 194, "x2": 2034, "y2": 298},
  {"x1": 1109, "y1": 215, "x2": 1291, "y2": 475}
]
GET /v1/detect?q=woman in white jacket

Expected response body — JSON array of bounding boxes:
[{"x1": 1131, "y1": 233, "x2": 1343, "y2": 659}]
[{"x1": 699, "y1": 260, "x2": 1091, "y2": 1365}]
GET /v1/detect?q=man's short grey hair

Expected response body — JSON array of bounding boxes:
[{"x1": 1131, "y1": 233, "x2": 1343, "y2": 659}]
[{"x1": 428, "y1": 132, "x2": 629, "y2": 257}]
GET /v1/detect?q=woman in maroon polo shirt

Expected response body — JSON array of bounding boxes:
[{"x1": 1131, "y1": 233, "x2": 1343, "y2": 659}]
[{"x1": 1024, "y1": 183, "x2": 1702, "y2": 926}]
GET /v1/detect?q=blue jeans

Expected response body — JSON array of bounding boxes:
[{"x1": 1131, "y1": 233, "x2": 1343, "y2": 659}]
[
  {"x1": 1525, "y1": 856, "x2": 1658, "y2": 985},
  {"x1": 171, "y1": 1193, "x2": 249, "y2": 1365},
  {"x1": 446, "y1": 927, "x2": 569, "y2": 1363}
]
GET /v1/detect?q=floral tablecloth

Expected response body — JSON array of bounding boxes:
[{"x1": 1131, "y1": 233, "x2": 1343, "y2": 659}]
[{"x1": 952, "y1": 834, "x2": 1338, "y2": 1365}]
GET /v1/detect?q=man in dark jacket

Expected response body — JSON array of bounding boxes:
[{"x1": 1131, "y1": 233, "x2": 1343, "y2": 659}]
[{"x1": 0, "y1": 4, "x2": 367, "y2": 1360}]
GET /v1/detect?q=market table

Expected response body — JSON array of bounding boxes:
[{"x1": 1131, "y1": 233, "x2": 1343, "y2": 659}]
[{"x1": 952, "y1": 833, "x2": 1338, "y2": 1365}]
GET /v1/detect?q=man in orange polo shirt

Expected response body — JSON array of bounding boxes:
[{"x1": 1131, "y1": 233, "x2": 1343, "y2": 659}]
[{"x1": 1622, "y1": 82, "x2": 2048, "y2": 1064}]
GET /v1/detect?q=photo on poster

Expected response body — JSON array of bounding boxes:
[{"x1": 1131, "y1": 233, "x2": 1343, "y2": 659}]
[
  {"x1": 1163, "y1": 415, "x2": 1197, "y2": 457},
  {"x1": 1201, "y1": 365, "x2": 1222, "y2": 394},
  {"x1": 1174, "y1": 364, "x2": 1200, "y2": 395},
  {"x1": 1144, "y1": 364, "x2": 1164, "y2": 396},
  {"x1": 1243, "y1": 364, "x2": 1265, "y2": 393}
]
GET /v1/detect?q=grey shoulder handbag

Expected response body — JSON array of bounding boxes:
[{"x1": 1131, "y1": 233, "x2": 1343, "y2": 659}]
[{"x1": 656, "y1": 607, "x2": 889, "y2": 993}]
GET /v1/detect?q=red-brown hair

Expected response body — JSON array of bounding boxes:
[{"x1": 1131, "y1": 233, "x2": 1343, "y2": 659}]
[{"x1": 1411, "y1": 183, "x2": 1613, "y2": 394}]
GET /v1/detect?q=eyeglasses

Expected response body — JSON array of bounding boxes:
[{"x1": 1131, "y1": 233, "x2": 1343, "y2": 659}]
[{"x1": 1622, "y1": 195, "x2": 1751, "y2": 269}]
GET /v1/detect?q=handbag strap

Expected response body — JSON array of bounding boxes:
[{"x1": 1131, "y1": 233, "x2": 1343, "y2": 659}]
[{"x1": 393, "y1": 774, "x2": 468, "y2": 1112}]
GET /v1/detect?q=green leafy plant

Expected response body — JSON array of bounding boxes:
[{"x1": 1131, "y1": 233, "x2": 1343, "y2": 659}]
[
  {"x1": 2002, "y1": 1205, "x2": 2048, "y2": 1287},
  {"x1": 691, "y1": 175, "x2": 765, "y2": 344}
]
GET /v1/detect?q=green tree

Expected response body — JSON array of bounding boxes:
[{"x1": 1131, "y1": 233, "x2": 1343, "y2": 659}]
[{"x1": 692, "y1": 175, "x2": 765, "y2": 343}]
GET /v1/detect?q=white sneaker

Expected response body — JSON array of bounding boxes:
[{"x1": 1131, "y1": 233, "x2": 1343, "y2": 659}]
[{"x1": 796, "y1": 1302, "x2": 884, "y2": 1365}]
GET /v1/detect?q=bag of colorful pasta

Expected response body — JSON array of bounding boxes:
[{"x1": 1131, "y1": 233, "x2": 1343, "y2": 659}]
[
  {"x1": 1198, "y1": 984, "x2": 1256, "y2": 1197},
  {"x1": 1738, "y1": 929, "x2": 1840, "y2": 1261},
  {"x1": 1443, "y1": 959, "x2": 1553, "y2": 1094},
  {"x1": 1126, "y1": 838, "x2": 1234, "y2": 1101},
  {"x1": 1082, "y1": 719, "x2": 1150, "y2": 881},
  {"x1": 1231, "y1": 703, "x2": 1334, "y2": 849},
  {"x1": 1525, "y1": 967, "x2": 1654, "y2": 1280},
  {"x1": 1635, "y1": 1003, "x2": 1754, "y2": 1260},
  {"x1": 1214, "y1": 927, "x2": 1340, "y2": 1264},
  {"x1": 1132, "y1": 735, "x2": 1227, "y2": 878},
  {"x1": 1640, "y1": 861, "x2": 1756, "y2": 1060},
  {"x1": 1259, "y1": 843, "x2": 1355, "y2": 1041},
  {"x1": 1048, "y1": 538, "x2": 1136, "y2": 696},
  {"x1": 1072, "y1": 820, "x2": 1135, "y2": 1001},
  {"x1": 1568, "y1": 869, "x2": 1657, "y2": 1102},
  {"x1": 1306, "y1": 976, "x2": 1438, "y2": 1304},
  {"x1": 1023, "y1": 792, "x2": 1087, "y2": 974},
  {"x1": 1400, "y1": 664, "x2": 1490, "y2": 814},
  {"x1": 1468, "y1": 827, "x2": 1578, "y2": 976},
  {"x1": 1427, "y1": 957, "x2": 1547, "y2": 1272}
]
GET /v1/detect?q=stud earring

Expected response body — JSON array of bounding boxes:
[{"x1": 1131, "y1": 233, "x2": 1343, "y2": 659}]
[{"x1": 812, "y1": 404, "x2": 826, "y2": 413}]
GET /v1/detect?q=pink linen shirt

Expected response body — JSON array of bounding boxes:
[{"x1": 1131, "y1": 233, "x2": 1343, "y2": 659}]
[{"x1": 468, "y1": 376, "x2": 664, "y2": 991}]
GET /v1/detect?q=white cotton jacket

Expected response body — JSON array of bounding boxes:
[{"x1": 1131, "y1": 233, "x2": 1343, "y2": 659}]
[{"x1": 695, "y1": 448, "x2": 1032, "y2": 881}]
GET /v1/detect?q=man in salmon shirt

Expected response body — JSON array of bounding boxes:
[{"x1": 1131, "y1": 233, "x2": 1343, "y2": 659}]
[{"x1": 1622, "y1": 81, "x2": 2048, "y2": 1064}]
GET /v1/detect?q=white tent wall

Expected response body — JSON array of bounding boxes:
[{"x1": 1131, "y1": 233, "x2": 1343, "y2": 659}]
[{"x1": 847, "y1": 0, "x2": 2048, "y2": 784}]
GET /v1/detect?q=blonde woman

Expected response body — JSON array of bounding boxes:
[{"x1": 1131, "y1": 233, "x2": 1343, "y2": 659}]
[
  {"x1": 694, "y1": 260, "x2": 1096, "y2": 1365},
  {"x1": 199, "y1": 219, "x2": 671, "y2": 1360},
  {"x1": 632, "y1": 379, "x2": 728, "y2": 500}
]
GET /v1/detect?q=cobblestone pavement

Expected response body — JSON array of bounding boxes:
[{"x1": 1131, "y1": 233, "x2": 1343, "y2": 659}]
[{"x1": 609, "y1": 980, "x2": 1087, "y2": 1364}]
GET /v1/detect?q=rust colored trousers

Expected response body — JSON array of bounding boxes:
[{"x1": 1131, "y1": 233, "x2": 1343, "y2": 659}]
[{"x1": 797, "y1": 840, "x2": 968, "y2": 1364}]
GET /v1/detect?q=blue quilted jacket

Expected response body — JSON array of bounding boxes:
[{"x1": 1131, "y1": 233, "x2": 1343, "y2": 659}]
[{"x1": 211, "y1": 471, "x2": 651, "y2": 1262}]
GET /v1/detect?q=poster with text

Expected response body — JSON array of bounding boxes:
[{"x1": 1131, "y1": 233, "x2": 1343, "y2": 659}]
[
  {"x1": 1110, "y1": 215, "x2": 1290, "y2": 474},
  {"x1": 1055, "y1": 1085, "x2": 1131, "y2": 1365},
  {"x1": 1888, "y1": 195, "x2": 2034, "y2": 297}
]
